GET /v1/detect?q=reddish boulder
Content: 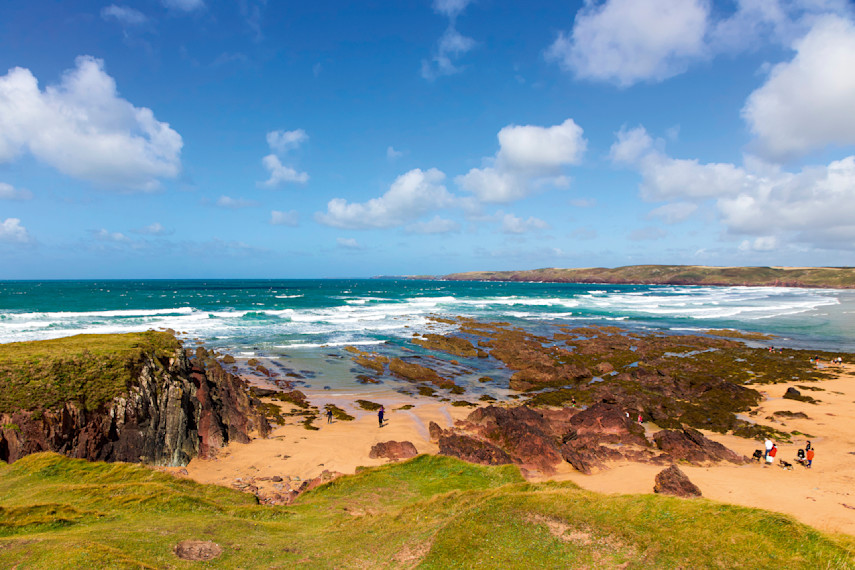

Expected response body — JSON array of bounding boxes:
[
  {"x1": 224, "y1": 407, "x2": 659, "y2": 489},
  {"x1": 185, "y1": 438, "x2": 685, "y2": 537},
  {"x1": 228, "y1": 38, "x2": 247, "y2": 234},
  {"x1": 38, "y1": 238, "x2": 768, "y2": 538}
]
[
  {"x1": 438, "y1": 433, "x2": 512, "y2": 466},
  {"x1": 654, "y1": 465, "x2": 702, "y2": 497},
  {"x1": 653, "y1": 428, "x2": 745, "y2": 464},
  {"x1": 369, "y1": 441, "x2": 418, "y2": 461},
  {"x1": 428, "y1": 421, "x2": 443, "y2": 442},
  {"x1": 568, "y1": 402, "x2": 648, "y2": 446}
]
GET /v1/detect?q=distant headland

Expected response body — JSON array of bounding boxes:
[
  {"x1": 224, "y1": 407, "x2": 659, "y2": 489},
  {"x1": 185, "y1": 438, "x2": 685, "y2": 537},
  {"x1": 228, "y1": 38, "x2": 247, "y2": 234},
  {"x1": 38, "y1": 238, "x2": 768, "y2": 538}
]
[{"x1": 432, "y1": 265, "x2": 855, "y2": 289}]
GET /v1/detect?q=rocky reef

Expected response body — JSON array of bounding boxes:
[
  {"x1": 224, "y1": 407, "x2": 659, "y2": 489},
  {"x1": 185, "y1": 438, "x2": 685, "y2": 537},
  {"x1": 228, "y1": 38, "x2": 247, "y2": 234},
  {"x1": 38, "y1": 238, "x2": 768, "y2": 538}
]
[
  {"x1": 0, "y1": 333, "x2": 268, "y2": 466},
  {"x1": 434, "y1": 403, "x2": 748, "y2": 476}
]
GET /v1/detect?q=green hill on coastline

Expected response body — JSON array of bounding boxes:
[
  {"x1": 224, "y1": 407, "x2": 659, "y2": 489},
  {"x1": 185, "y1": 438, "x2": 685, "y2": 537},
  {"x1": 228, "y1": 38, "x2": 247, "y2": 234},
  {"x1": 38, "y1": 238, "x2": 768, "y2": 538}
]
[
  {"x1": 1, "y1": 453, "x2": 853, "y2": 568},
  {"x1": 442, "y1": 265, "x2": 855, "y2": 289}
]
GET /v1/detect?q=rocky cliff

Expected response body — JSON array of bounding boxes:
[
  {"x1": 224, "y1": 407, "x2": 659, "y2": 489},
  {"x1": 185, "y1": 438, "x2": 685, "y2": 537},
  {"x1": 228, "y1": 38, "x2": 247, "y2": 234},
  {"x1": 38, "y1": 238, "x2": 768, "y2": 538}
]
[{"x1": 0, "y1": 337, "x2": 269, "y2": 466}]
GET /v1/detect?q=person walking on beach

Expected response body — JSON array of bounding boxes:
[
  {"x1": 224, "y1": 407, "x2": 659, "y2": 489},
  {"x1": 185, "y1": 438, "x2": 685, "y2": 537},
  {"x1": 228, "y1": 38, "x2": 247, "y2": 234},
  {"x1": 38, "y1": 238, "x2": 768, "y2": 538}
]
[
  {"x1": 764, "y1": 438, "x2": 773, "y2": 460},
  {"x1": 326, "y1": 408, "x2": 333, "y2": 424},
  {"x1": 378, "y1": 406, "x2": 385, "y2": 427},
  {"x1": 806, "y1": 447, "x2": 815, "y2": 468}
]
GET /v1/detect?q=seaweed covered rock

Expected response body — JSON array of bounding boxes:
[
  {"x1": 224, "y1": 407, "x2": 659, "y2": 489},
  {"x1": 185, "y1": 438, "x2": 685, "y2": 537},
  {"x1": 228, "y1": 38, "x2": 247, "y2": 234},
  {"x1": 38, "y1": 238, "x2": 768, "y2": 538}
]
[
  {"x1": 654, "y1": 465, "x2": 702, "y2": 497},
  {"x1": 0, "y1": 334, "x2": 269, "y2": 466}
]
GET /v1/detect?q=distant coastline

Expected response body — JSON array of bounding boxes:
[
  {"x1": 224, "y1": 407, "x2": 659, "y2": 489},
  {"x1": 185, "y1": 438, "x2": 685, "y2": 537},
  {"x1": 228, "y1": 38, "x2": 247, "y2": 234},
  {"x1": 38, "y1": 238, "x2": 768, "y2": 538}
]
[{"x1": 435, "y1": 265, "x2": 855, "y2": 289}]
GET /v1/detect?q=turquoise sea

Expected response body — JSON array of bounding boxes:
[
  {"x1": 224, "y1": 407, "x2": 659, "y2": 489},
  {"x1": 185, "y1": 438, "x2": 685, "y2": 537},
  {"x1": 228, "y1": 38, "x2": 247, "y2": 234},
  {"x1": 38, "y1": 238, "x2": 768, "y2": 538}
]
[{"x1": 2, "y1": 280, "x2": 853, "y2": 399}]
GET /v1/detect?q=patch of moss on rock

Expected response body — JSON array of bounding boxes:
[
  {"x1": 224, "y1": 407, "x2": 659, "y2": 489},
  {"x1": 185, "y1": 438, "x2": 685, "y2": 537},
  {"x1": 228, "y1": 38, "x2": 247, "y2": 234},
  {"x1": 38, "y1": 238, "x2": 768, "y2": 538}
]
[
  {"x1": 323, "y1": 404, "x2": 354, "y2": 421},
  {"x1": 355, "y1": 400, "x2": 382, "y2": 411}
]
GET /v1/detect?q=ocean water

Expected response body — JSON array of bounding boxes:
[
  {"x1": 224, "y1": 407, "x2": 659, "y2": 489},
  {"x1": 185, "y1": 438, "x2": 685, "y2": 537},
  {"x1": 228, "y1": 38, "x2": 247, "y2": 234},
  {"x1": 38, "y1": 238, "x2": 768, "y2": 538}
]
[{"x1": 1, "y1": 280, "x2": 853, "y2": 397}]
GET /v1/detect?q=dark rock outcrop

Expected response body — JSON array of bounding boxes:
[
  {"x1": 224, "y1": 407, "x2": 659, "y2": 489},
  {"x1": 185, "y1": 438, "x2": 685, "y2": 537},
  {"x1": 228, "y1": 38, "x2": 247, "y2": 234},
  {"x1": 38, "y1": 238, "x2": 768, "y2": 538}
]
[
  {"x1": 654, "y1": 465, "x2": 702, "y2": 497},
  {"x1": 653, "y1": 428, "x2": 746, "y2": 464},
  {"x1": 0, "y1": 349, "x2": 269, "y2": 466},
  {"x1": 369, "y1": 440, "x2": 418, "y2": 461},
  {"x1": 438, "y1": 433, "x2": 512, "y2": 466},
  {"x1": 428, "y1": 421, "x2": 443, "y2": 442}
]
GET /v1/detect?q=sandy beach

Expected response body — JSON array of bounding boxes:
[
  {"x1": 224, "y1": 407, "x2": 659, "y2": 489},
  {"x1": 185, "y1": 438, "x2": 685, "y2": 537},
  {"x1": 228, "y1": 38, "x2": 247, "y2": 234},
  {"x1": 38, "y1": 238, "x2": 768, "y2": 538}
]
[{"x1": 178, "y1": 364, "x2": 855, "y2": 537}]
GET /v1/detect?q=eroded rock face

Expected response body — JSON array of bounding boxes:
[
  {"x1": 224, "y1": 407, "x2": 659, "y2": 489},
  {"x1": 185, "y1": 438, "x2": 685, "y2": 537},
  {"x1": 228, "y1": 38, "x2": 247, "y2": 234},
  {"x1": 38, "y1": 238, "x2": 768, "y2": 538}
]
[
  {"x1": 0, "y1": 350, "x2": 269, "y2": 466},
  {"x1": 654, "y1": 465, "x2": 702, "y2": 497},
  {"x1": 369, "y1": 440, "x2": 418, "y2": 461}
]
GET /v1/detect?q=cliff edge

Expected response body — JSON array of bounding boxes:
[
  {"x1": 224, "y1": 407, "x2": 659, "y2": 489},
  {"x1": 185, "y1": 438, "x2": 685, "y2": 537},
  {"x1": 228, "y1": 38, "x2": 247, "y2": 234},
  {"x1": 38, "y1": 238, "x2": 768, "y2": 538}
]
[{"x1": 0, "y1": 332, "x2": 269, "y2": 466}]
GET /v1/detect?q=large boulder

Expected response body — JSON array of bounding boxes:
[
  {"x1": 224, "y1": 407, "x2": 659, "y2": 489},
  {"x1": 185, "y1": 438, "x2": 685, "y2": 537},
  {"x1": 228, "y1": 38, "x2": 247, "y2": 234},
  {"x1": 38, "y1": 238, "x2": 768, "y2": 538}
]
[
  {"x1": 653, "y1": 428, "x2": 745, "y2": 464},
  {"x1": 654, "y1": 465, "x2": 702, "y2": 497},
  {"x1": 369, "y1": 441, "x2": 418, "y2": 461},
  {"x1": 438, "y1": 433, "x2": 512, "y2": 466}
]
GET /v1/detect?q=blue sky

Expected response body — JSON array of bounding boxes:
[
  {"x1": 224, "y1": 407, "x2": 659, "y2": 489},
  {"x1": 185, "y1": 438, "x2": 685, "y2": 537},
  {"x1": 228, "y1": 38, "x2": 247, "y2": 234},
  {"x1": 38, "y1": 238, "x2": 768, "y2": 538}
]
[{"x1": 1, "y1": 0, "x2": 855, "y2": 278}]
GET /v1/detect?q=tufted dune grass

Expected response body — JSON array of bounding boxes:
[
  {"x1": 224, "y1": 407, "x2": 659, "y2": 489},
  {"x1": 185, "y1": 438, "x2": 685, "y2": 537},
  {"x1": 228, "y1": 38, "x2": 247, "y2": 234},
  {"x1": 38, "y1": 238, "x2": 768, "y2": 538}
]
[{"x1": 1, "y1": 453, "x2": 853, "y2": 568}]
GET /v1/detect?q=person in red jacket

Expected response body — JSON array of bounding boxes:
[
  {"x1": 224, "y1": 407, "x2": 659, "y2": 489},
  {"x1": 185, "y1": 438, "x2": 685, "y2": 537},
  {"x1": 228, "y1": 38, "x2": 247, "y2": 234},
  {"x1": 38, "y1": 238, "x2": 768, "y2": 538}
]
[
  {"x1": 765, "y1": 443, "x2": 777, "y2": 466},
  {"x1": 806, "y1": 447, "x2": 815, "y2": 468}
]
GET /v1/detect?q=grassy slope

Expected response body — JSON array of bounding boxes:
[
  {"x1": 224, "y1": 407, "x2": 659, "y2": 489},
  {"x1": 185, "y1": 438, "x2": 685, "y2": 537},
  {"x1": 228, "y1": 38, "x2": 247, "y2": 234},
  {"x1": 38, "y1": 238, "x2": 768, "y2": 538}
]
[
  {"x1": 0, "y1": 453, "x2": 853, "y2": 568},
  {"x1": 0, "y1": 331, "x2": 181, "y2": 413},
  {"x1": 443, "y1": 265, "x2": 855, "y2": 289}
]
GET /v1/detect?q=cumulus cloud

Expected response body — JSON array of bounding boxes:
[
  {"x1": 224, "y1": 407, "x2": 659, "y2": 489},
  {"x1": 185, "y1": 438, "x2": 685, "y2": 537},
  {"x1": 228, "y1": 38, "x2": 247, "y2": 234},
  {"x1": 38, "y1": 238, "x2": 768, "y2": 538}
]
[
  {"x1": 501, "y1": 213, "x2": 549, "y2": 234},
  {"x1": 316, "y1": 168, "x2": 454, "y2": 229},
  {"x1": 742, "y1": 15, "x2": 855, "y2": 161},
  {"x1": 457, "y1": 119, "x2": 586, "y2": 203},
  {"x1": 0, "y1": 182, "x2": 33, "y2": 201},
  {"x1": 270, "y1": 210, "x2": 299, "y2": 226},
  {"x1": 336, "y1": 237, "x2": 362, "y2": 249},
  {"x1": 162, "y1": 0, "x2": 204, "y2": 12},
  {"x1": 421, "y1": 0, "x2": 476, "y2": 80},
  {"x1": 547, "y1": 0, "x2": 710, "y2": 87},
  {"x1": 613, "y1": 126, "x2": 855, "y2": 251},
  {"x1": 0, "y1": 56, "x2": 182, "y2": 190},
  {"x1": 259, "y1": 129, "x2": 309, "y2": 188},
  {"x1": 406, "y1": 216, "x2": 460, "y2": 234},
  {"x1": 101, "y1": 5, "x2": 149, "y2": 26},
  {"x1": 610, "y1": 126, "x2": 749, "y2": 201},
  {"x1": 0, "y1": 218, "x2": 30, "y2": 243}
]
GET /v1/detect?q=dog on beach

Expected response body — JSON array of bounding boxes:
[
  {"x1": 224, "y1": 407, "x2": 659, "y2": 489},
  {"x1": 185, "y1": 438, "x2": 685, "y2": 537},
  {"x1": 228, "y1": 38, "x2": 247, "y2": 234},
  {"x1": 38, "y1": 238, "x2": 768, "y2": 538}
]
[
  {"x1": 752, "y1": 449, "x2": 764, "y2": 462},
  {"x1": 779, "y1": 460, "x2": 794, "y2": 470}
]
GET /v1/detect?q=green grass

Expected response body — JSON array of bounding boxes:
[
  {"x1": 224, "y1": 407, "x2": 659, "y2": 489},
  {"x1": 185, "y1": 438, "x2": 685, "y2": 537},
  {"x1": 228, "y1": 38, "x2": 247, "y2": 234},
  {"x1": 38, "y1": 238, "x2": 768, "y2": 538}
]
[
  {"x1": 0, "y1": 453, "x2": 853, "y2": 568},
  {"x1": 0, "y1": 331, "x2": 181, "y2": 413}
]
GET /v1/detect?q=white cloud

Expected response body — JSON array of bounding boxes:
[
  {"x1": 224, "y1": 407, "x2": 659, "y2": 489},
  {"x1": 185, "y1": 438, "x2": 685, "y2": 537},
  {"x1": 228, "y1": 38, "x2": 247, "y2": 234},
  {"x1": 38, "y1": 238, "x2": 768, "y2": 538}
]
[
  {"x1": 270, "y1": 210, "x2": 299, "y2": 226},
  {"x1": 0, "y1": 182, "x2": 33, "y2": 200},
  {"x1": 501, "y1": 213, "x2": 549, "y2": 234},
  {"x1": 0, "y1": 218, "x2": 30, "y2": 243},
  {"x1": 162, "y1": 0, "x2": 204, "y2": 12},
  {"x1": 547, "y1": 0, "x2": 710, "y2": 87},
  {"x1": 570, "y1": 197, "x2": 596, "y2": 208},
  {"x1": 387, "y1": 146, "x2": 404, "y2": 160},
  {"x1": 406, "y1": 216, "x2": 460, "y2": 234},
  {"x1": 216, "y1": 195, "x2": 258, "y2": 209},
  {"x1": 132, "y1": 222, "x2": 172, "y2": 236},
  {"x1": 259, "y1": 130, "x2": 309, "y2": 188},
  {"x1": 648, "y1": 201, "x2": 698, "y2": 223},
  {"x1": 101, "y1": 5, "x2": 149, "y2": 26},
  {"x1": 422, "y1": 27, "x2": 476, "y2": 80},
  {"x1": 742, "y1": 15, "x2": 855, "y2": 161},
  {"x1": 336, "y1": 237, "x2": 362, "y2": 249},
  {"x1": 92, "y1": 228, "x2": 130, "y2": 242},
  {"x1": 267, "y1": 129, "x2": 308, "y2": 155},
  {"x1": 316, "y1": 168, "x2": 454, "y2": 229},
  {"x1": 613, "y1": 126, "x2": 855, "y2": 251},
  {"x1": 610, "y1": 126, "x2": 748, "y2": 200},
  {"x1": 457, "y1": 119, "x2": 586, "y2": 203},
  {"x1": 739, "y1": 236, "x2": 779, "y2": 251},
  {"x1": 433, "y1": 0, "x2": 474, "y2": 20},
  {"x1": 0, "y1": 56, "x2": 182, "y2": 190}
]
